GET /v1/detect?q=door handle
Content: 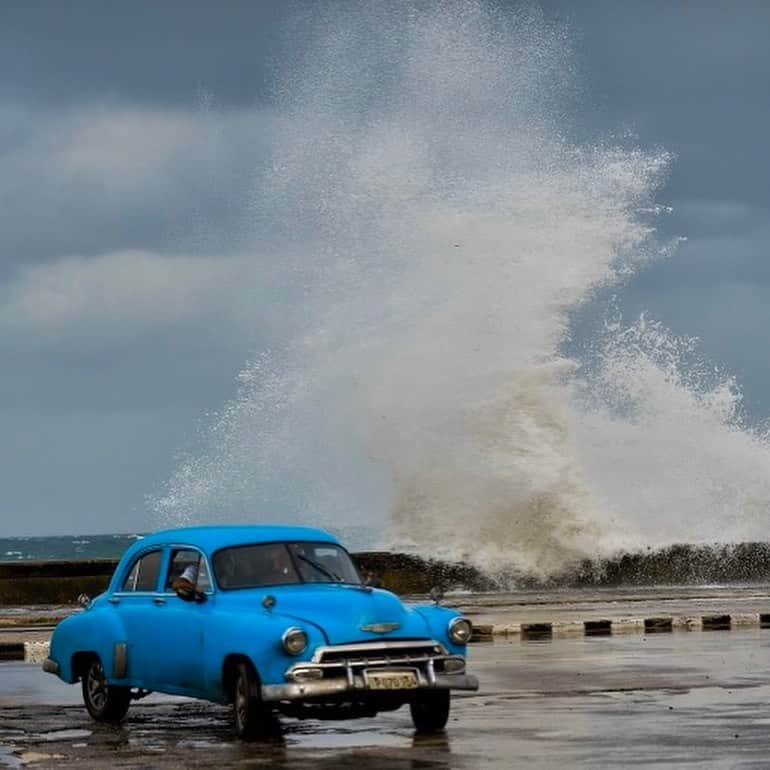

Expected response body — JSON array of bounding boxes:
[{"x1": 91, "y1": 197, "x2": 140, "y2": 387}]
[
  {"x1": 108, "y1": 597, "x2": 120, "y2": 605},
  {"x1": 153, "y1": 597, "x2": 166, "y2": 606}
]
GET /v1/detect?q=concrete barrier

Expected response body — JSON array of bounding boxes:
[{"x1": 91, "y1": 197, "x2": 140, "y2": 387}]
[
  {"x1": 2, "y1": 611, "x2": 768, "y2": 662},
  {"x1": 671, "y1": 615, "x2": 702, "y2": 631},
  {"x1": 0, "y1": 560, "x2": 117, "y2": 605},
  {"x1": 483, "y1": 612, "x2": 762, "y2": 642},
  {"x1": 584, "y1": 619, "x2": 612, "y2": 636},
  {"x1": 0, "y1": 553, "x2": 497, "y2": 605},
  {"x1": 701, "y1": 614, "x2": 731, "y2": 631},
  {"x1": 611, "y1": 618, "x2": 645, "y2": 634}
]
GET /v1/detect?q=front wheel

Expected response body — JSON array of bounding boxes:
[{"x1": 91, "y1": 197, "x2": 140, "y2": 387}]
[
  {"x1": 410, "y1": 690, "x2": 450, "y2": 733},
  {"x1": 233, "y1": 662, "x2": 271, "y2": 741},
  {"x1": 81, "y1": 657, "x2": 131, "y2": 722}
]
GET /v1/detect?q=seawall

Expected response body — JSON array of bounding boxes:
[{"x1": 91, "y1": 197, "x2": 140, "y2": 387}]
[
  {"x1": 4, "y1": 542, "x2": 770, "y2": 605},
  {"x1": 0, "y1": 552, "x2": 494, "y2": 605}
]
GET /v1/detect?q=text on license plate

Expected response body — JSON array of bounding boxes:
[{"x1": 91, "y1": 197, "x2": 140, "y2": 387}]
[{"x1": 366, "y1": 670, "x2": 419, "y2": 690}]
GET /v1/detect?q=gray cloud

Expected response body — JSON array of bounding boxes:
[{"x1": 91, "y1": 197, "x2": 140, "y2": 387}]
[
  {"x1": 0, "y1": 101, "x2": 280, "y2": 270},
  {"x1": 0, "y1": 250, "x2": 249, "y2": 351}
]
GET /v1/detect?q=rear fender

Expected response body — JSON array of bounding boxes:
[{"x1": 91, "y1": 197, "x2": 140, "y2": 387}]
[{"x1": 49, "y1": 605, "x2": 128, "y2": 683}]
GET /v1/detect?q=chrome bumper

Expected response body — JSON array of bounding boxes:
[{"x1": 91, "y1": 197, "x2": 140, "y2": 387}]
[
  {"x1": 42, "y1": 658, "x2": 59, "y2": 676},
  {"x1": 262, "y1": 672, "x2": 478, "y2": 702}
]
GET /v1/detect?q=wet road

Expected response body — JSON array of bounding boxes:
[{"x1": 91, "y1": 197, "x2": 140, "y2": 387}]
[{"x1": 3, "y1": 629, "x2": 770, "y2": 768}]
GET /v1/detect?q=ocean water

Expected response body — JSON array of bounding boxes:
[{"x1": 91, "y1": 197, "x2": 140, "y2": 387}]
[
  {"x1": 0, "y1": 526, "x2": 379, "y2": 562},
  {"x1": 0, "y1": 534, "x2": 144, "y2": 561},
  {"x1": 141, "y1": 1, "x2": 770, "y2": 579}
]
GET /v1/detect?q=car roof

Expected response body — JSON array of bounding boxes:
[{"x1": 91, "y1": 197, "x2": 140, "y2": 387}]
[{"x1": 122, "y1": 524, "x2": 341, "y2": 559}]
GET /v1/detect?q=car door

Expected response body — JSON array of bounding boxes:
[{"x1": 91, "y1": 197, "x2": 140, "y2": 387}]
[
  {"x1": 111, "y1": 547, "x2": 166, "y2": 688},
  {"x1": 148, "y1": 547, "x2": 211, "y2": 694}
]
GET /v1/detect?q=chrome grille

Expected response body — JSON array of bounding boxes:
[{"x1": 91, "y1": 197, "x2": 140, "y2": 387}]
[
  {"x1": 285, "y1": 640, "x2": 464, "y2": 686},
  {"x1": 316, "y1": 641, "x2": 443, "y2": 666}
]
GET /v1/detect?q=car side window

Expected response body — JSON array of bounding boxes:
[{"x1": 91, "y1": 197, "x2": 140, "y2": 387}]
[
  {"x1": 165, "y1": 549, "x2": 211, "y2": 593},
  {"x1": 121, "y1": 550, "x2": 163, "y2": 592}
]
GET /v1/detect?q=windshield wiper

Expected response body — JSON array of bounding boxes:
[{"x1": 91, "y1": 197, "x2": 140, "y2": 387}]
[{"x1": 296, "y1": 554, "x2": 340, "y2": 582}]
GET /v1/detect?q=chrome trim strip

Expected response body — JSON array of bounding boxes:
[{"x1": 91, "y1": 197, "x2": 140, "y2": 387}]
[
  {"x1": 311, "y1": 640, "x2": 445, "y2": 663},
  {"x1": 287, "y1": 653, "x2": 465, "y2": 675},
  {"x1": 360, "y1": 622, "x2": 401, "y2": 633},
  {"x1": 114, "y1": 643, "x2": 127, "y2": 679}
]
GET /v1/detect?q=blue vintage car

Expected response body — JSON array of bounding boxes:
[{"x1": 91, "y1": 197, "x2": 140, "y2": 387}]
[{"x1": 43, "y1": 525, "x2": 478, "y2": 739}]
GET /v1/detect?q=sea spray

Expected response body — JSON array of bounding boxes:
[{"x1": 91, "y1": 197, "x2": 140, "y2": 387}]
[
  {"x1": 572, "y1": 311, "x2": 770, "y2": 555},
  {"x1": 153, "y1": 1, "x2": 770, "y2": 578}
]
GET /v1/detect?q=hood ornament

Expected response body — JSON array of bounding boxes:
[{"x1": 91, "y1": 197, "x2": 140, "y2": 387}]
[{"x1": 360, "y1": 622, "x2": 400, "y2": 634}]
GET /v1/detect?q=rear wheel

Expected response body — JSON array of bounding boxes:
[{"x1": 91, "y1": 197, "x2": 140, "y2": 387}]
[
  {"x1": 410, "y1": 690, "x2": 450, "y2": 733},
  {"x1": 81, "y1": 657, "x2": 131, "y2": 722},
  {"x1": 233, "y1": 662, "x2": 271, "y2": 741}
]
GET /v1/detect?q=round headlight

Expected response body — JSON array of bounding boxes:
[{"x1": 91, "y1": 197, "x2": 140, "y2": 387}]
[
  {"x1": 282, "y1": 626, "x2": 308, "y2": 655},
  {"x1": 448, "y1": 616, "x2": 473, "y2": 645}
]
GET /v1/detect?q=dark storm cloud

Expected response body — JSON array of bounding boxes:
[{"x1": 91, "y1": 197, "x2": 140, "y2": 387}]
[{"x1": 0, "y1": 0, "x2": 291, "y2": 107}]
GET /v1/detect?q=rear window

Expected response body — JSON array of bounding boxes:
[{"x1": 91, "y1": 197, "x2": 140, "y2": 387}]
[{"x1": 121, "y1": 550, "x2": 162, "y2": 592}]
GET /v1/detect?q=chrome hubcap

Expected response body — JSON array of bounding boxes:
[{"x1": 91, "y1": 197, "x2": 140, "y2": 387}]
[
  {"x1": 235, "y1": 675, "x2": 247, "y2": 728},
  {"x1": 87, "y1": 662, "x2": 107, "y2": 710}
]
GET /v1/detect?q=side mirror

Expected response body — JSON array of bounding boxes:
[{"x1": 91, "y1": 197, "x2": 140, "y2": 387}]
[
  {"x1": 363, "y1": 571, "x2": 383, "y2": 588},
  {"x1": 429, "y1": 586, "x2": 444, "y2": 605},
  {"x1": 77, "y1": 593, "x2": 91, "y2": 608}
]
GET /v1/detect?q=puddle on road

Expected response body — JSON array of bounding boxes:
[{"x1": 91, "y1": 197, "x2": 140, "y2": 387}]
[
  {"x1": 285, "y1": 727, "x2": 409, "y2": 750},
  {"x1": 19, "y1": 752, "x2": 65, "y2": 765},
  {"x1": 176, "y1": 739, "x2": 231, "y2": 751},
  {"x1": 38, "y1": 728, "x2": 92, "y2": 742},
  {"x1": 282, "y1": 714, "x2": 416, "y2": 750},
  {"x1": 0, "y1": 747, "x2": 22, "y2": 770}
]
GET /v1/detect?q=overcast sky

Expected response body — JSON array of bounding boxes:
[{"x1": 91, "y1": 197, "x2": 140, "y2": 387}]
[{"x1": 2, "y1": 0, "x2": 769, "y2": 536}]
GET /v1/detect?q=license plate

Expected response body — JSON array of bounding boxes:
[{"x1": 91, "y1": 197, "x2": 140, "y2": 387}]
[{"x1": 366, "y1": 670, "x2": 418, "y2": 690}]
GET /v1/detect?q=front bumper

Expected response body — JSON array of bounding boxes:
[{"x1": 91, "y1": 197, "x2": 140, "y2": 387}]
[
  {"x1": 262, "y1": 672, "x2": 478, "y2": 702},
  {"x1": 261, "y1": 639, "x2": 479, "y2": 703},
  {"x1": 42, "y1": 658, "x2": 60, "y2": 676}
]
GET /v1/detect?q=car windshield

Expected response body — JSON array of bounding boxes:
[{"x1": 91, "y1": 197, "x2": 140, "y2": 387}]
[{"x1": 212, "y1": 541, "x2": 361, "y2": 590}]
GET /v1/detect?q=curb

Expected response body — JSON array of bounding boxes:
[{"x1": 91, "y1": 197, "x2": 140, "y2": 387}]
[
  {"x1": 471, "y1": 612, "x2": 770, "y2": 640},
  {"x1": 0, "y1": 640, "x2": 49, "y2": 663},
  {"x1": 2, "y1": 614, "x2": 769, "y2": 660}
]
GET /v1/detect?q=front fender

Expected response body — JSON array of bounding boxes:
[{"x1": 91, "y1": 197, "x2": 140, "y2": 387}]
[
  {"x1": 203, "y1": 610, "x2": 328, "y2": 701},
  {"x1": 411, "y1": 604, "x2": 468, "y2": 656}
]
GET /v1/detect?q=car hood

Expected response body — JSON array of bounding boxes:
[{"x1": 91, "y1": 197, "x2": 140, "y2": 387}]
[{"x1": 224, "y1": 584, "x2": 431, "y2": 645}]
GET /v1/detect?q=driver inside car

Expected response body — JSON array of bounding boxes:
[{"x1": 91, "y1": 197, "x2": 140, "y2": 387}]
[{"x1": 171, "y1": 562, "x2": 199, "y2": 600}]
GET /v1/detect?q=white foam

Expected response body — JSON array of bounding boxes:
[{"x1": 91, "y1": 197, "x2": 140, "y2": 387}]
[{"x1": 152, "y1": 1, "x2": 770, "y2": 576}]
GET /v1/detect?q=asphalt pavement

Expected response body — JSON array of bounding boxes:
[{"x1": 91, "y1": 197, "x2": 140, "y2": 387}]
[{"x1": 3, "y1": 628, "x2": 770, "y2": 768}]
